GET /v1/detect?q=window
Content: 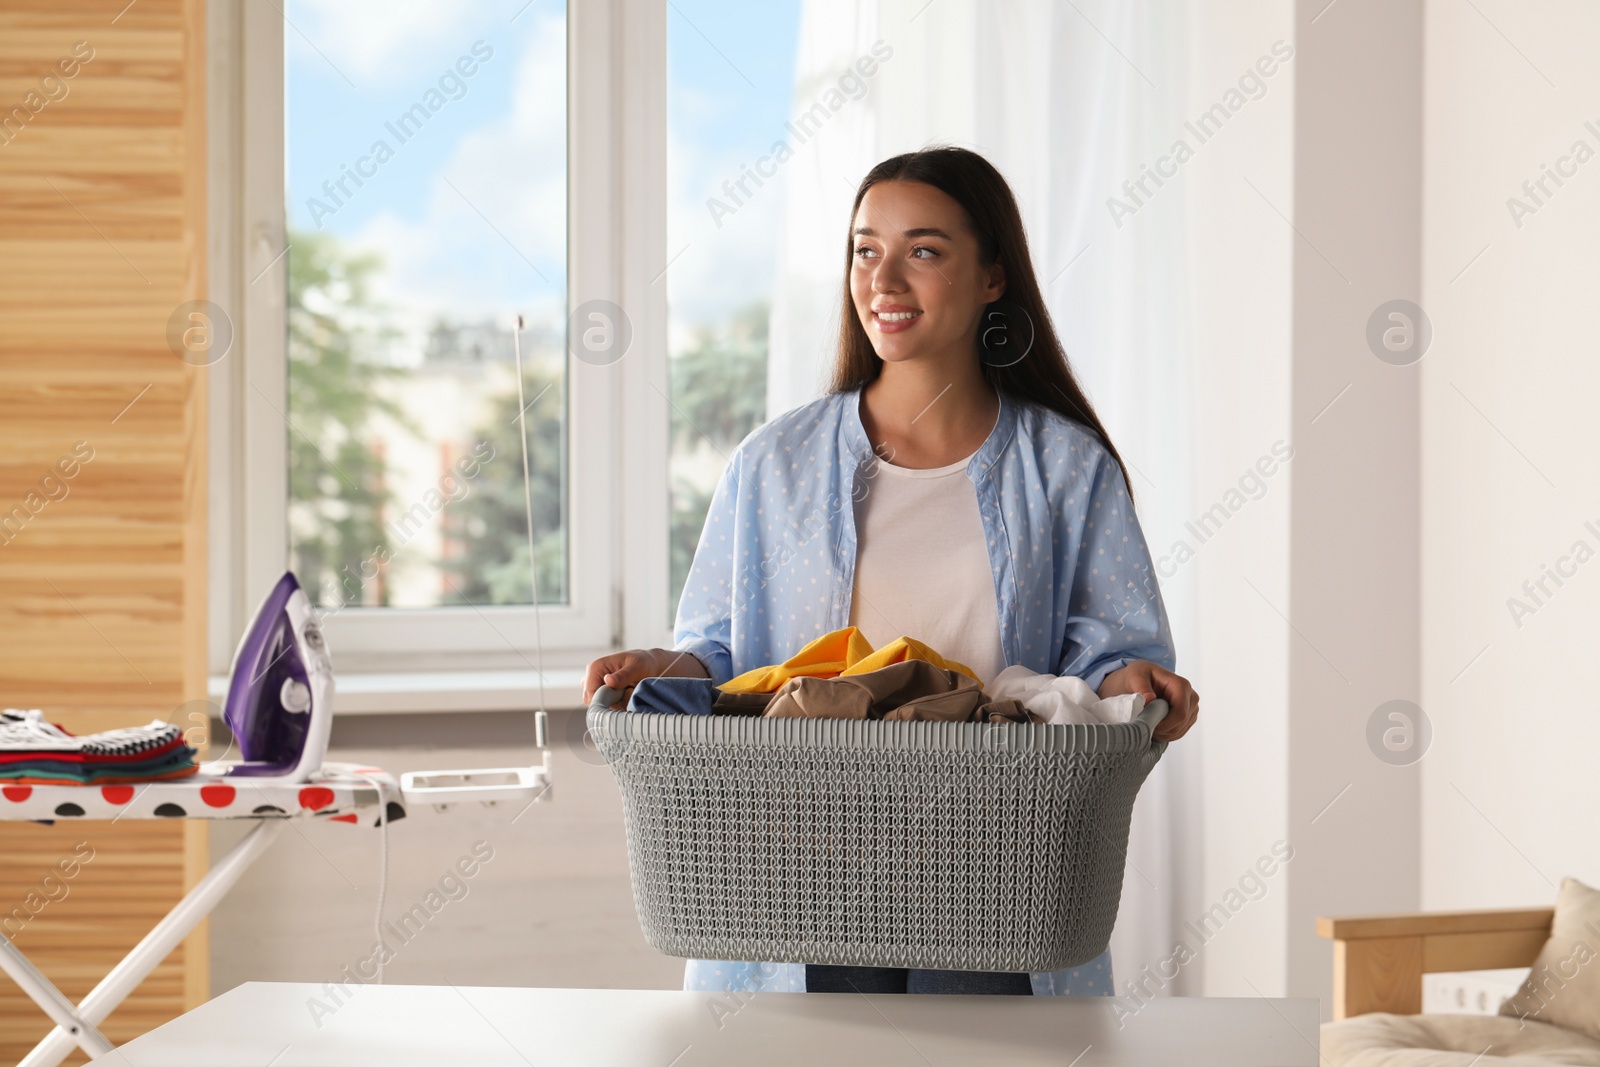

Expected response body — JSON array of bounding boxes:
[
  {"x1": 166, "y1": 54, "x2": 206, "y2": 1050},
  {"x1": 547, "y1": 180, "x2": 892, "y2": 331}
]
[
  {"x1": 216, "y1": 1, "x2": 665, "y2": 688},
  {"x1": 282, "y1": 2, "x2": 569, "y2": 613},
  {"x1": 216, "y1": 2, "x2": 832, "y2": 692},
  {"x1": 665, "y1": 1, "x2": 803, "y2": 623}
]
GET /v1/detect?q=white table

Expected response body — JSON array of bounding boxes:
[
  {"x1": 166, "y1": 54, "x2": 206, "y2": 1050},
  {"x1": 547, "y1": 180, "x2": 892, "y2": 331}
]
[{"x1": 90, "y1": 981, "x2": 1322, "y2": 1065}]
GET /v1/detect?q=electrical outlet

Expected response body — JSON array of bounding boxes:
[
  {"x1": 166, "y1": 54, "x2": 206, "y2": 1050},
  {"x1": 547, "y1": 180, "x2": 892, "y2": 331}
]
[{"x1": 1422, "y1": 969, "x2": 1527, "y2": 1016}]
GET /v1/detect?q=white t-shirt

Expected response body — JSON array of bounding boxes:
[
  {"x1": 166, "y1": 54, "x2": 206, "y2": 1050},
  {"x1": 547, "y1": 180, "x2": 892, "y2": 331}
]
[{"x1": 847, "y1": 449, "x2": 1008, "y2": 686}]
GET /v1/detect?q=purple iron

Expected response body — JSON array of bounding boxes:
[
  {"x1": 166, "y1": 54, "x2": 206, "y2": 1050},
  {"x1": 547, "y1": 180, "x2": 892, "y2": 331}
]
[{"x1": 215, "y1": 572, "x2": 333, "y2": 783}]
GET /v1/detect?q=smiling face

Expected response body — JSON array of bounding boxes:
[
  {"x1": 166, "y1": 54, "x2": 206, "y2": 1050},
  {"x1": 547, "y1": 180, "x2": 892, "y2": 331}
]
[{"x1": 849, "y1": 179, "x2": 1006, "y2": 368}]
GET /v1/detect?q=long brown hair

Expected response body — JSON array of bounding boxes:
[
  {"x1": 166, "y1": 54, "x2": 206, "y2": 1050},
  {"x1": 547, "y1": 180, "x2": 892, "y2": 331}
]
[{"x1": 828, "y1": 146, "x2": 1135, "y2": 501}]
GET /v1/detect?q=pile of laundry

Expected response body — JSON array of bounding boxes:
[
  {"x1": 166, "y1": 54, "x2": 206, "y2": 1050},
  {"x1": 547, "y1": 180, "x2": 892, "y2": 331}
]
[
  {"x1": 627, "y1": 627, "x2": 1143, "y2": 725},
  {"x1": 0, "y1": 709, "x2": 199, "y2": 785}
]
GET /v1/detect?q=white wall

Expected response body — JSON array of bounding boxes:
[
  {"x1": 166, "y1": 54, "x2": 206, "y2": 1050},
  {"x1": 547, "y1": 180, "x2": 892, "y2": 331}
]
[
  {"x1": 1185, "y1": 0, "x2": 1297, "y2": 1000},
  {"x1": 1286, "y1": 0, "x2": 1425, "y2": 1009},
  {"x1": 210, "y1": 713, "x2": 686, "y2": 995},
  {"x1": 1211, "y1": 0, "x2": 1600, "y2": 1015},
  {"x1": 1420, "y1": 0, "x2": 1600, "y2": 913},
  {"x1": 1188, "y1": 0, "x2": 1430, "y2": 1015}
]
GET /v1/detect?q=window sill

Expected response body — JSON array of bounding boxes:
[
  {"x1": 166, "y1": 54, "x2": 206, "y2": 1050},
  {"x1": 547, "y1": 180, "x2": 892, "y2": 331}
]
[{"x1": 206, "y1": 668, "x2": 588, "y2": 715}]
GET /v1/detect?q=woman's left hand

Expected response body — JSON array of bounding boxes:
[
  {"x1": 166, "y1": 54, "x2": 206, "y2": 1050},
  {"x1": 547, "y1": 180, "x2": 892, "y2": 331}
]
[{"x1": 1099, "y1": 662, "x2": 1198, "y2": 742}]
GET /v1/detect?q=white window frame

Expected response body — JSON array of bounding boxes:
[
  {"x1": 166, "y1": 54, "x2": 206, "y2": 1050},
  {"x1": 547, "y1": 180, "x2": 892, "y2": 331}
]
[{"x1": 207, "y1": 0, "x2": 671, "y2": 708}]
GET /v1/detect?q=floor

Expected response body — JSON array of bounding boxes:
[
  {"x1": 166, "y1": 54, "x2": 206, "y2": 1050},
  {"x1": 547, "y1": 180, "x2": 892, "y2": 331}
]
[{"x1": 206, "y1": 709, "x2": 685, "y2": 996}]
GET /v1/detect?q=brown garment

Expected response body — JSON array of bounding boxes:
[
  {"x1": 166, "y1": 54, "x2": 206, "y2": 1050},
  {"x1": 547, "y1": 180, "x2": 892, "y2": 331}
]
[
  {"x1": 709, "y1": 690, "x2": 773, "y2": 717},
  {"x1": 760, "y1": 659, "x2": 1036, "y2": 723}
]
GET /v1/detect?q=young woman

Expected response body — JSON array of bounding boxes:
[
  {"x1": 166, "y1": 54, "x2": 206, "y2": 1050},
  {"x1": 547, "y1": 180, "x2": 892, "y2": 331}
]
[{"x1": 583, "y1": 146, "x2": 1199, "y2": 998}]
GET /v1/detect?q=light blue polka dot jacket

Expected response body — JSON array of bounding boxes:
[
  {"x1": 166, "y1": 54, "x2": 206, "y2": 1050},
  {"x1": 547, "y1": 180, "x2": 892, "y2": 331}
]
[{"x1": 673, "y1": 385, "x2": 1176, "y2": 997}]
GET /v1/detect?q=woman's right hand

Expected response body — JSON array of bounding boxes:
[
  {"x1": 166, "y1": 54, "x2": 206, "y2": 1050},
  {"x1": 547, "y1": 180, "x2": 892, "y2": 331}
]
[
  {"x1": 582, "y1": 649, "x2": 657, "y2": 708},
  {"x1": 582, "y1": 648, "x2": 709, "y2": 707}
]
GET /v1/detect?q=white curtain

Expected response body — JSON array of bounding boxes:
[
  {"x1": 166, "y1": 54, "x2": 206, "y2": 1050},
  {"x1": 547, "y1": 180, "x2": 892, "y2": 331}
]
[{"x1": 769, "y1": 0, "x2": 1202, "y2": 995}]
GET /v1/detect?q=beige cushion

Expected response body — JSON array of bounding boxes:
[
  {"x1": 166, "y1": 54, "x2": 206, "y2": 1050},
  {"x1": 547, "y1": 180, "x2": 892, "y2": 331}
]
[
  {"x1": 1321, "y1": 1012, "x2": 1600, "y2": 1066},
  {"x1": 1500, "y1": 878, "x2": 1600, "y2": 1042}
]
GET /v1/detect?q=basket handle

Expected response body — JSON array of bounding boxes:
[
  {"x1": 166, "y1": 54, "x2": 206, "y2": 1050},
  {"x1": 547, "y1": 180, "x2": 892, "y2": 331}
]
[
  {"x1": 590, "y1": 684, "x2": 629, "y2": 712},
  {"x1": 1136, "y1": 697, "x2": 1170, "y2": 744}
]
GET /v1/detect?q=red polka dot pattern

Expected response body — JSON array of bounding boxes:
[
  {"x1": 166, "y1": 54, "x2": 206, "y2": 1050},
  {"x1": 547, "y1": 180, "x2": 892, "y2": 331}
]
[
  {"x1": 200, "y1": 784, "x2": 236, "y2": 808},
  {"x1": 0, "y1": 764, "x2": 406, "y2": 826},
  {"x1": 297, "y1": 786, "x2": 335, "y2": 811}
]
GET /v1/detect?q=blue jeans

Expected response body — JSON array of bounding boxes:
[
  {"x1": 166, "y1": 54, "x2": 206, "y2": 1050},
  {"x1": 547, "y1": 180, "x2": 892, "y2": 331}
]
[{"x1": 804, "y1": 964, "x2": 1033, "y2": 995}]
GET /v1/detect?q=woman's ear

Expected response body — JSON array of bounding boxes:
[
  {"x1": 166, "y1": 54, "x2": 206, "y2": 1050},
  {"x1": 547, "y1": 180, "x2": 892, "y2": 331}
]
[{"x1": 983, "y1": 260, "x2": 1006, "y2": 302}]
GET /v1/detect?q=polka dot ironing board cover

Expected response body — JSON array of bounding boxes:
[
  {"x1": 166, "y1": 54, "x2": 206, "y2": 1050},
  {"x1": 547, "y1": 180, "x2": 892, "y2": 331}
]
[{"x1": 0, "y1": 761, "x2": 403, "y2": 826}]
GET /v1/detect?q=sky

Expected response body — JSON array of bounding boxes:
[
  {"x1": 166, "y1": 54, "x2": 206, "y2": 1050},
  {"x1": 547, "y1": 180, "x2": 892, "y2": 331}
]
[
  {"x1": 284, "y1": 0, "x2": 802, "y2": 344},
  {"x1": 663, "y1": 1, "x2": 804, "y2": 333}
]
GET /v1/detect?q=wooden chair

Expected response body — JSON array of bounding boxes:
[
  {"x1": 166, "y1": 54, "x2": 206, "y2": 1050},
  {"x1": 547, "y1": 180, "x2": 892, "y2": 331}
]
[{"x1": 1317, "y1": 907, "x2": 1552, "y2": 1020}]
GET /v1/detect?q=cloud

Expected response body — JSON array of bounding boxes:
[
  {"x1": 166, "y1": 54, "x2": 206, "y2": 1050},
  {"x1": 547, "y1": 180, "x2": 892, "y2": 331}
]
[
  {"x1": 318, "y1": 1, "x2": 791, "y2": 349},
  {"x1": 286, "y1": 0, "x2": 517, "y2": 89},
  {"x1": 664, "y1": 123, "x2": 791, "y2": 335},
  {"x1": 342, "y1": 10, "x2": 566, "y2": 331}
]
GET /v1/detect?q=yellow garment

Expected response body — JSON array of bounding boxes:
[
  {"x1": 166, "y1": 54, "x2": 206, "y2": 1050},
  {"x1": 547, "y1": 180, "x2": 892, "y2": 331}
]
[
  {"x1": 843, "y1": 636, "x2": 979, "y2": 683},
  {"x1": 718, "y1": 626, "x2": 980, "y2": 694}
]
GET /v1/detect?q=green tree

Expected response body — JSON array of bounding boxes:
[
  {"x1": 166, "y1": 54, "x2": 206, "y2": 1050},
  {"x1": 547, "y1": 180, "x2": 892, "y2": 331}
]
[
  {"x1": 286, "y1": 229, "x2": 414, "y2": 609},
  {"x1": 441, "y1": 370, "x2": 566, "y2": 606},
  {"x1": 668, "y1": 302, "x2": 769, "y2": 617}
]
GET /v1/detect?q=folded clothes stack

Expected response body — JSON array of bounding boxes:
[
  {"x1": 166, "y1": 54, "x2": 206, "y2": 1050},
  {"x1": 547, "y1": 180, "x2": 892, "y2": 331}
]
[
  {"x1": 0, "y1": 709, "x2": 199, "y2": 785},
  {"x1": 625, "y1": 626, "x2": 1144, "y2": 725}
]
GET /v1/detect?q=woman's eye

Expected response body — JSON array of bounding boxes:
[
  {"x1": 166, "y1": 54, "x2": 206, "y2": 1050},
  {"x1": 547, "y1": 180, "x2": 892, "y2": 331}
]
[{"x1": 854, "y1": 244, "x2": 937, "y2": 260}]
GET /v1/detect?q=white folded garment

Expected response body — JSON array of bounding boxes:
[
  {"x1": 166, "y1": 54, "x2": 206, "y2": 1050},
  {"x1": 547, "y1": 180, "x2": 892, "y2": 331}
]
[{"x1": 986, "y1": 667, "x2": 1145, "y2": 725}]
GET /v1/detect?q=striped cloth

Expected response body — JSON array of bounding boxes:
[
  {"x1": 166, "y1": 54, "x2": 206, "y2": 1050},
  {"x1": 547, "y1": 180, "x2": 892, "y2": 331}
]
[{"x1": 0, "y1": 709, "x2": 197, "y2": 783}]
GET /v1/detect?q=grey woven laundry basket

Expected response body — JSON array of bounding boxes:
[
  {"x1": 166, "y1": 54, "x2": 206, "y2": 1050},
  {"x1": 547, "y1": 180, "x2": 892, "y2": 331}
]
[{"x1": 587, "y1": 686, "x2": 1169, "y2": 973}]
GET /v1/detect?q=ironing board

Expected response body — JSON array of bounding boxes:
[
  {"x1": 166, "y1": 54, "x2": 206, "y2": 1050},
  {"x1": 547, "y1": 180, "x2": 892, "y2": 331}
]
[
  {"x1": 0, "y1": 570, "x2": 555, "y2": 1066},
  {"x1": 0, "y1": 761, "x2": 408, "y2": 1067},
  {"x1": 0, "y1": 513, "x2": 566, "y2": 1067},
  {"x1": 0, "y1": 761, "x2": 401, "y2": 824}
]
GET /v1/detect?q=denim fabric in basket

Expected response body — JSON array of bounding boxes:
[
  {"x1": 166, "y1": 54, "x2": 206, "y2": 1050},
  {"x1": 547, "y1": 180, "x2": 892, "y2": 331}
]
[{"x1": 628, "y1": 677, "x2": 717, "y2": 716}]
